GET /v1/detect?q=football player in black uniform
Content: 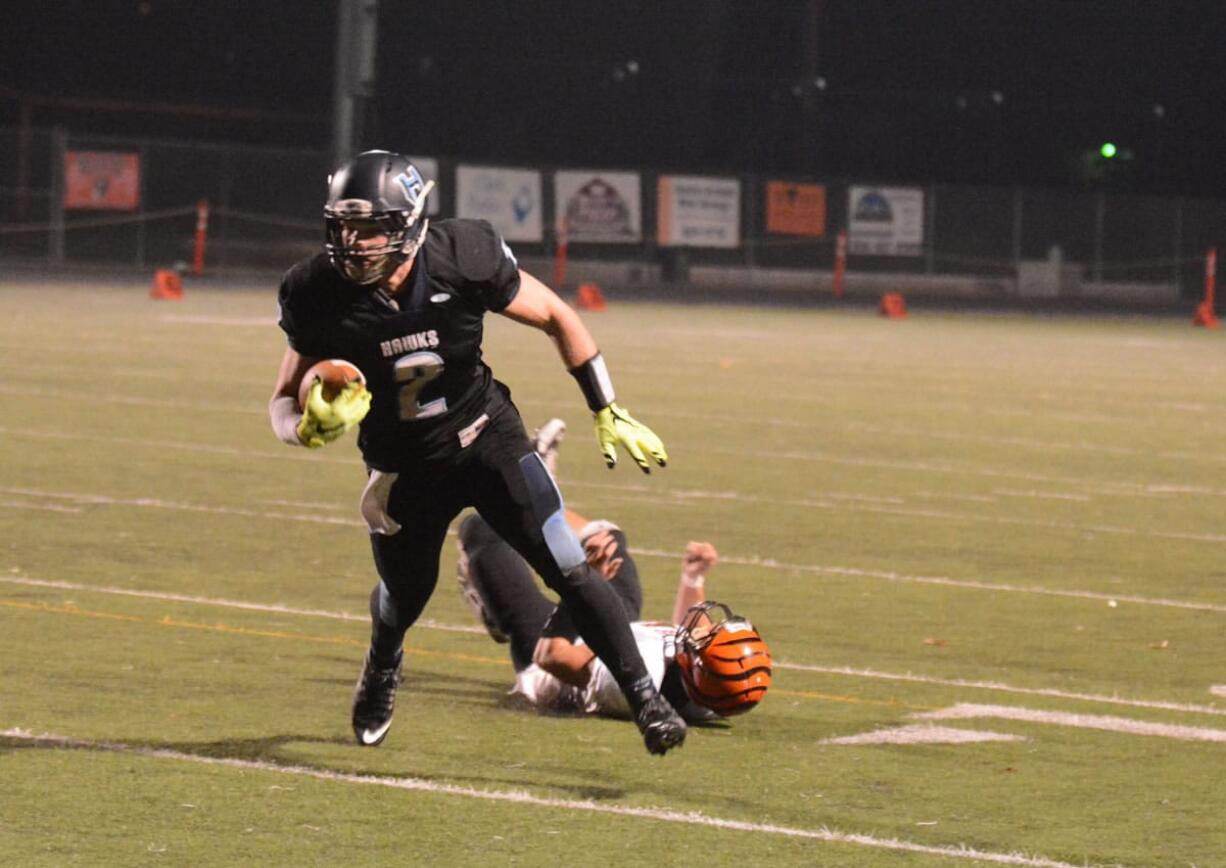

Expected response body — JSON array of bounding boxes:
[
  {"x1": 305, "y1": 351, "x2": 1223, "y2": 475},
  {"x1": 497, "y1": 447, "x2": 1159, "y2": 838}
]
[{"x1": 267, "y1": 150, "x2": 685, "y2": 755}]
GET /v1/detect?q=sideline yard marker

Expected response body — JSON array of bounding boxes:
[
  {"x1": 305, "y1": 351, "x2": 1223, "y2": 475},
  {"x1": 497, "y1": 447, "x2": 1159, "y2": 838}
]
[
  {"x1": 915, "y1": 704, "x2": 1226, "y2": 743},
  {"x1": 822, "y1": 725, "x2": 1025, "y2": 746}
]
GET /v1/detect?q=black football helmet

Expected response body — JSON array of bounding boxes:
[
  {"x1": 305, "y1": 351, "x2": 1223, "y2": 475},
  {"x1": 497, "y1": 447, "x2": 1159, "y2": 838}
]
[{"x1": 324, "y1": 150, "x2": 434, "y2": 285}]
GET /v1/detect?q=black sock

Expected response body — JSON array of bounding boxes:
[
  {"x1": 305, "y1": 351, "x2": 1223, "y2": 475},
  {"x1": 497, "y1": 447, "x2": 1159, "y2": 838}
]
[{"x1": 368, "y1": 584, "x2": 406, "y2": 668}]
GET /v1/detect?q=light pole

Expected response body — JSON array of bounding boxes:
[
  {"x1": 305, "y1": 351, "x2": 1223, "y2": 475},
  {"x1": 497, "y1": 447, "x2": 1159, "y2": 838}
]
[{"x1": 332, "y1": 0, "x2": 379, "y2": 169}]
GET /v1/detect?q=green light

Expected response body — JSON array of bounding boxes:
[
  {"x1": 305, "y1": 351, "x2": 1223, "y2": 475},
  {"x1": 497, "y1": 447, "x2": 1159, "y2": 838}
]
[{"x1": 1100, "y1": 142, "x2": 1117, "y2": 159}]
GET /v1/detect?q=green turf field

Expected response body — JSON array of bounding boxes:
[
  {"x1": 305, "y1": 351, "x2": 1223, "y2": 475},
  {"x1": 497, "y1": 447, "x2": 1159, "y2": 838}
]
[{"x1": 1, "y1": 278, "x2": 1223, "y2": 867}]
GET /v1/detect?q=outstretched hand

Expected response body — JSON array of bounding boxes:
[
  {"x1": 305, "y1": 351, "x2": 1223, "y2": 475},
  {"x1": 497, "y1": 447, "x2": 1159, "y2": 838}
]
[
  {"x1": 593, "y1": 403, "x2": 667, "y2": 473},
  {"x1": 583, "y1": 528, "x2": 625, "y2": 579}
]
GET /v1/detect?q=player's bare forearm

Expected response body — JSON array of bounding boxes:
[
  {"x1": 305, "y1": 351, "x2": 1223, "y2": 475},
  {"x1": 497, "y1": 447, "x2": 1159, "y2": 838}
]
[
  {"x1": 533, "y1": 636, "x2": 596, "y2": 687},
  {"x1": 671, "y1": 542, "x2": 718, "y2": 625},
  {"x1": 268, "y1": 346, "x2": 321, "y2": 446},
  {"x1": 270, "y1": 346, "x2": 319, "y2": 402},
  {"x1": 500, "y1": 270, "x2": 598, "y2": 368}
]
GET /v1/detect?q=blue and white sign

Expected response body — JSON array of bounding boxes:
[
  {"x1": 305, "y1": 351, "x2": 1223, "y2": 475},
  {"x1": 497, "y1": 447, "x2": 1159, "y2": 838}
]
[
  {"x1": 848, "y1": 186, "x2": 924, "y2": 256},
  {"x1": 456, "y1": 165, "x2": 542, "y2": 242}
]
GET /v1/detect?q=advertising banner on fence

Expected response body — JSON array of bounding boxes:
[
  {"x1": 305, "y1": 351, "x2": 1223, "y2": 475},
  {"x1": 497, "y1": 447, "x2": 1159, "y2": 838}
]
[
  {"x1": 408, "y1": 155, "x2": 440, "y2": 216},
  {"x1": 657, "y1": 175, "x2": 740, "y2": 248},
  {"x1": 554, "y1": 171, "x2": 641, "y2": 242},
  {"x1": 766, "y1": 181, "x2": 827, "y2": 237},
  {"x1": 64, "y1": 151, "x2": 140, "y2": 210},
  {"x1": 456, "y1": 165, "x2": 542, "y2": 242},
  {"x1": 847, "y1": 186, "x2": 924, "y2": 255}
]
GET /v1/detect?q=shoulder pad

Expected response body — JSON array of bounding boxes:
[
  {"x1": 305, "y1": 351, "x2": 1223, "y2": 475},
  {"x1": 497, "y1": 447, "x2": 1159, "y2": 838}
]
[
  {"x1": 280, "y1": 253, "x2": 333, "y2": 298},
  {"x1": 426, "y1": 219, "x2": 507, "y2": 284}
]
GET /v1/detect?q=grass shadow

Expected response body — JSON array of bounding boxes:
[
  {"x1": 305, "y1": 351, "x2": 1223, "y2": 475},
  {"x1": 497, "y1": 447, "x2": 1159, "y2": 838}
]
[{"x1": 0, "y1": 730, "x2": 629, "y2": 800}]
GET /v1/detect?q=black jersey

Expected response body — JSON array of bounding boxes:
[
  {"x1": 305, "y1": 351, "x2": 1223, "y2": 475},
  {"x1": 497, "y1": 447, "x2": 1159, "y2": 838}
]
[{"x1": 278, "y1": 219, "x2": 521, "y2": 471}]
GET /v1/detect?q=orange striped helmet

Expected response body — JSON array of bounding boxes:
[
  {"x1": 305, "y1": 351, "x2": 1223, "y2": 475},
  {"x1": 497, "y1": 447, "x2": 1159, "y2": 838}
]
[{"x1": 674, "y1": 602, "x2": 771, "y2": 716}]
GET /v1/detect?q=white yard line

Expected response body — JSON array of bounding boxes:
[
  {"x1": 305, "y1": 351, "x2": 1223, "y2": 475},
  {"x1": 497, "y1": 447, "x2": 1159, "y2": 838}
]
[
  {"x1": 990, "y1": 489, "x2": 1092, "y2": 503},
  {"x1": 0, "y1": 499, "x2": 83, "y2": 514},
  {"x1": 821, "y1": 725, "x2": 1026, "y2": 746},
  {"x1": 0, "y1": 575, "x2": 481, "y2": 635},
  {"x1": 0, "y1": 727, "x2": 1102, "y2": 868},
  {"x1": 260, "y1": 498, "x2": 354, "y2": 511},
  {"x1": 6, "y1": 414, "x2": 1219, "y2": 507},
  {"x1": 519, "y1": 395, "x2": 1226, "y2": 445},
  {"x1": 844, "y1": 421, "x2": 1226, "y2": 465},
  {"x1": 628, "y1": 548, "x2": 1226, "y2": 615},
  {"x1": 156, "y1": 314, "x2": 276, "y2": 326},
  {"x1": 0, "y1": 485, "x2": 367, "y2": 528},
  {"x1": 914, "y1": 704, "x2": 1226, "y2": 743},
  {"x1": 3, "y1": 574, "x2": 1222, "y2": 720},
  {"x1": 697, "y1": 444, "x2": 1226, "y2": 497},
  {"x1": 0, "y1": 384, "x2": 262, "y2": 415},
  {"x1": 5, "y1": 405, "x2": 1226, "y2": 500},
  {"x1": 10, "y1": 422, "x2": 1226, "y2": 545},
  {"x1": 585, "y1": 485, "x2": 1226, "y2": 546},
  {"x1": 3, "y1": 371, "x2": 1224, "y2": 474},
  {"x1": 776, "y1": 663, "x2": 1226, "y2": 718},
  {"x1": 0, "y1": 426, "x2": 361, "y2": 467},
  {"x1": 569, "y1": 478, "x2": 907, "y2": 506},
  {"x1": 2, "y1": 479, "x2": 1222, "y2": 615}
]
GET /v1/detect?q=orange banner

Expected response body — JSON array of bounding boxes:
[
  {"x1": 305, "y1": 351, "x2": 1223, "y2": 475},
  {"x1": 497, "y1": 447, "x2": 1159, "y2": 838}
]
[
  {"x1": 766, "y1": 181, "x2": 826, "y2": 237},
  {"x1": 64, "y1": 151, "x2": 141, "y2": 210}
]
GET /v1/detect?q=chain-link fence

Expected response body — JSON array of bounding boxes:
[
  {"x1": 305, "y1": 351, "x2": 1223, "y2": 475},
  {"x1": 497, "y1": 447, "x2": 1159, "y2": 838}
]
[{"x1": 2, "y1": 125, "x2": 1220, "y2": 302}]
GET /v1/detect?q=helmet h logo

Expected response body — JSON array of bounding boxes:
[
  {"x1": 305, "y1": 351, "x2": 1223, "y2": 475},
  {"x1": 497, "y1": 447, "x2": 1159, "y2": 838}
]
[{"x1": 395, "y1": 167, "x2": 425, "y2": 204}]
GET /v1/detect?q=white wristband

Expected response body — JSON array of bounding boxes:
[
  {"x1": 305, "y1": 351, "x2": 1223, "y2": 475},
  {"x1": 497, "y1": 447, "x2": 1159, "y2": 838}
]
[
  {"x1": 681, "y1": 571, "x2": 705, "y2": 589},
  {"x1": 269, "y1": 395, "x2": 304, "y2": 446}
]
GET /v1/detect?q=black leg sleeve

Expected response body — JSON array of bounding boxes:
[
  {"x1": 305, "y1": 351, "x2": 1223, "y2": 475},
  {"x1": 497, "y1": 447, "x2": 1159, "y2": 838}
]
[
  {"x1": 366, "y1": 475, "x2": 461, "y2": 666},
  {"x1": 603, "y1": 529, "x2": 643, "y2": 621},
  {"x1": 458, "y1": 513, "x2": 556, "y2": 671},
  {"x1": 471, "y1": 440, "x2": 655, "y2": 712}
]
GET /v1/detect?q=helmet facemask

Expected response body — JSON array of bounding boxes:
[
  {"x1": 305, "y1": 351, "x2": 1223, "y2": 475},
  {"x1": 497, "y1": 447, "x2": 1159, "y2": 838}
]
[
  {"x1": 324, "y1": 170, "x2": 435, "y2": 285},
  {"x1": 674, "y1": 601, "x2": 772, "y2": 716}
]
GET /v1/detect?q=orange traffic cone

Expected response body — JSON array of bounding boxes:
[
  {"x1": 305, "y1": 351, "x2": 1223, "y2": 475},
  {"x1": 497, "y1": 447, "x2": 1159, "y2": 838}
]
[
  {"x1": 150, "y1": 269, "x2": 184, "y2": 300},
  {"x1": 576, "y1": 282, "x2": 607, "y2": 311},
  {"x1": 879, "y1": 292, "x2": 907, "y2": 319},
  {"x1": 1193, "y1": 301, "x2": 1219, "y2": 328}
]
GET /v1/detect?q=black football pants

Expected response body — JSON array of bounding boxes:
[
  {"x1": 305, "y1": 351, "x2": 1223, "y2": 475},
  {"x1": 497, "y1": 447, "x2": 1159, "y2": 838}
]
[
  {"x1": 366, "y1": 405, "x2": 656, "y2": 709},
  {"x1": 457, "y1": 512, "x2": 642, "y2": 673},
  {"x1": 455, "y1": 513, "x2": 555, "y2": 672}
]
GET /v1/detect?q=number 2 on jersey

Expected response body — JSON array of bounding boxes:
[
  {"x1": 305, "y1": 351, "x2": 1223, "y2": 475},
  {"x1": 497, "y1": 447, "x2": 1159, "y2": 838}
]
[{"x1": 394, "y1": 352, "x2": 447, "y2": 420}]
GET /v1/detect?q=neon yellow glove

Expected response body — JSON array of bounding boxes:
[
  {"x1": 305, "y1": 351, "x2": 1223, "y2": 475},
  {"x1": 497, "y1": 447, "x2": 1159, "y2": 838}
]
[
  {"x1": 296, "y1": 380, "x2": 372, "y2": 448},
  {"x1": 594, "y1": 402, "x2": 667, "y2": 473}
]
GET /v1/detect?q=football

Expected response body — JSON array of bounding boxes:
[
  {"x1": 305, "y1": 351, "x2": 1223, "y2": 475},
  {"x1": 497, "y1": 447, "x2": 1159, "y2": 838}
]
[{"x1": 298, "y1": 359, "x2": 365, "y2": 410}]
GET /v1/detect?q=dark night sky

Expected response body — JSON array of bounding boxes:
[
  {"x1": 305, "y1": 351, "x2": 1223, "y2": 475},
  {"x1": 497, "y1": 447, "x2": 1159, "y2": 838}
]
[{"x1": 5, "y1": 1, "x2": 1226, "y2": 196}]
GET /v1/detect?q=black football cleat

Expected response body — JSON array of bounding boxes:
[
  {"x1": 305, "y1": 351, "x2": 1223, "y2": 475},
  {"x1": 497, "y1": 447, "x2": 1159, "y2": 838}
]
[
  {"x1": 636, "y1": 692, "x2": 687, "y2": 756},
  {"x1": 678, "y1": 699, "x2": 724, "y2": 726},
  {"x1": 351, "y1": 650, "x2": 402, "y2": 747}
]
